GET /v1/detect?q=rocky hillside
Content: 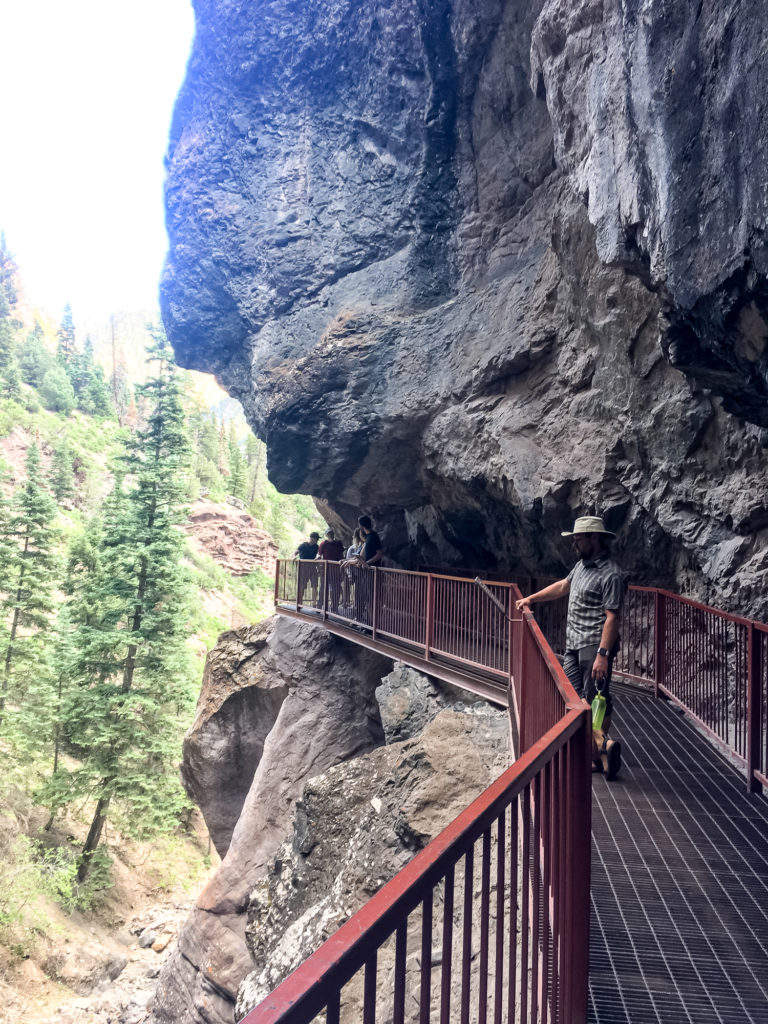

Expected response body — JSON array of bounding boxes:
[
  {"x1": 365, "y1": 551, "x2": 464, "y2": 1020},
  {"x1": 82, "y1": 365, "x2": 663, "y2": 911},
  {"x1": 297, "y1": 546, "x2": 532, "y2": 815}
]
[
  {"x1": 161, "y1": 0, "x2": 768, "y2": 617},
  {"x1": 186, "y1": 498, "x2": 278, "y2": 578}
]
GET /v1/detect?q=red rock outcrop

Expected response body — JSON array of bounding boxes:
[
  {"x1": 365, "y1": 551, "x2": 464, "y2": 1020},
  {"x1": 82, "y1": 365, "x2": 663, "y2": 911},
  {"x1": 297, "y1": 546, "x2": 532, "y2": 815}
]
[{"x1": 184, "y1": 498, "x2": 278, "y2": 577}]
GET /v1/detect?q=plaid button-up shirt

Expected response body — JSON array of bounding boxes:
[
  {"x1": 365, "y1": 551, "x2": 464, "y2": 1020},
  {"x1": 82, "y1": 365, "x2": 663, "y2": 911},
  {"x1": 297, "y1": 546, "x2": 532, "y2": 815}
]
[{"x1": 565, "y1": 556, "x2": 626, "y2": 650}]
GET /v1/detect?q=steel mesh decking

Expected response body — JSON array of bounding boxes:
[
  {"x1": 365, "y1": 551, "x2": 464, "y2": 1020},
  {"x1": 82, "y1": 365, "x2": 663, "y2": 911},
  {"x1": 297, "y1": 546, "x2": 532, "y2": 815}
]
[{"x1": 589, "y1": 683, "x2": 768, "y2": 1024}]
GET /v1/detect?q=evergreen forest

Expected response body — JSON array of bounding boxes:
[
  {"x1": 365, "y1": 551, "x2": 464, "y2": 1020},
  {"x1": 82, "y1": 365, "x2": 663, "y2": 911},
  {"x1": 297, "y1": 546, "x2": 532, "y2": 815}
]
[{"x1": 0, "y1": 235, "x2": 321, "y2": 973}]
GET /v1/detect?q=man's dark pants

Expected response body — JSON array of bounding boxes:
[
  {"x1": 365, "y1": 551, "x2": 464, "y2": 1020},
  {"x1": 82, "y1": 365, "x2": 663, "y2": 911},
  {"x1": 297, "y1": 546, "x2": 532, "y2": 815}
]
[{"x1": 562, "y1": 643, "x2": 615, "y2": 715}]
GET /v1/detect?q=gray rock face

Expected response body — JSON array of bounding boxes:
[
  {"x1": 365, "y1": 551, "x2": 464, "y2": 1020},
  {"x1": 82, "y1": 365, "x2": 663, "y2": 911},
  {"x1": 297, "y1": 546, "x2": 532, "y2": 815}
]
[
  {"x1": 162, "y1": 0, "x2": 768, "y2": 618},
  {"x1": 180, "y1": 620, "x2": 288, "y2": 857},
  {"x1": 150, "y1": 617, "x2": 391, "y2": 1024},
  {"x1": 235, "y1": 707, "x2": 510, "y2": 1019},
  {"x1": 376, "y1": 662, "x2": 499, "y2": 744},
  {"x1": 531, "y1": 0, "x2": 768, "y2": 424}
]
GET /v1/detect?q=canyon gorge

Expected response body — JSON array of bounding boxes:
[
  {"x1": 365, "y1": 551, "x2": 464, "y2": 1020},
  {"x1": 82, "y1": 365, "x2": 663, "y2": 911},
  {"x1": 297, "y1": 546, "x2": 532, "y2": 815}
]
[{"x1": 151, "y1": 1, "x2": 768, "y2": 1020}]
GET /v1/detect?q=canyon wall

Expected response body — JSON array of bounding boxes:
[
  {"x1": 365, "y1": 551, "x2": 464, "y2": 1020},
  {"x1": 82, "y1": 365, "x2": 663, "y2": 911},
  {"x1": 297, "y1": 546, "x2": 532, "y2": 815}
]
[
  {"x1": 162, "y1": 0, "x2": 768, "y2": 616},
  {"x1": 155, "y1": 2, "x2": 768, "y2": 1021}
]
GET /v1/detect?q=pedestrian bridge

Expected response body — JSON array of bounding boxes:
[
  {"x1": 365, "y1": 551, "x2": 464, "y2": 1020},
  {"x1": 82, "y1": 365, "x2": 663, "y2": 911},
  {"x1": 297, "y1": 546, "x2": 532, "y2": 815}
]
[{"x1": 241, "y1": 561, "x2": 768, "y2": 1024}]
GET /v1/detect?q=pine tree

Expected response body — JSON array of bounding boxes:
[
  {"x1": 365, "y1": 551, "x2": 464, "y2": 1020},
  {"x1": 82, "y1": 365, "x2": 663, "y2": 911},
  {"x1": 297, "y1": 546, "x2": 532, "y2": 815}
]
[
  {"x1": 56, "y1": 302, "x2": 76, "y2": 366},
  {"x1": 39, "y1": 362, "x2": 76, "y2": 413},
  {"x1": 0, "y1": 445, "x2": 60, "y2": 755},
  {"x1": 44, "y1": 328, "x2": 197, "y2": 881},
  {"x1": 50, "y1": 439, "x2": 77, "y2": 503},
  {"x1": 228, "y1": 422, "x2": 247, "y2": 500},
  {"x1": 245, "y1": 433, "x2": 266, "y2": 509},
  {"x1": 0, "y1": 233, "x2": 19, "y2": 308},
  {"x1": 19, "y1": 322, "x2": 54, "y2": 387},
  {"x1": 217, "y1": 419, "x2": 228, "y2": 475},
  {"x1": 2, "y1": 359, "x2": 22, "y2": 401},
  {"x1": 0, "y1": 283, "x2": 16, "y2": 373}
]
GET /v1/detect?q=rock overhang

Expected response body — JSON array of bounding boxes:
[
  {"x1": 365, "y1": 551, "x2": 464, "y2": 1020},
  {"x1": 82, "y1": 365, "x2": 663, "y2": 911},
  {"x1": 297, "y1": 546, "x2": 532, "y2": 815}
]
[{"x1": 161, "y1": 0, "x2": 768, "y2": 617}]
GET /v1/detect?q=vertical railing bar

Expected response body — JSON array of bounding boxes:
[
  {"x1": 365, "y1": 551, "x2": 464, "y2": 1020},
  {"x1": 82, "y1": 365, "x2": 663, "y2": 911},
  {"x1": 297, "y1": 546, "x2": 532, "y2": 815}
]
[
  {"x1": 494, "y1": 810, "x2": 505, "y2": 1024},
  {"x1": 460, "y1": 848, "x2": 474, "y2": 1024},
  {"x1": 419, "y1": 892, "x2": 432, "y2": 1024},
  {"x1": 363, "y1": 952, "x2": 377, "y2": 1024},
  {"x1": 552, "y1": 747, "x2": 564, "y2": 1024},
  {"x1": 654, "y1": 590, "x2": 664, "y2": 698},
  {"x1": 508, "y1": 797, "x2": 519, "y2": 1024},
  {"x1": 326, "y1": 987, "x2": 341, "y2": 1024},
  {"x1": 479, "y1": 828, "x2": 491, "y2": 1024},
  {"x1": 393, "y1": 920, "x2": 407, "y2": 1024},
  {"x1": 440, "y1": 866, "x2": 454, "y2": 1024},
  {"x1": 541, "y1": 762, "x2": 552, "y2": 1024},
  {"x1": 372, "y1": 569, "x2": 379, "y2": 640},
  {"x1": 520, "y1": 783, "x2": 530, "y2": 1024},
  {"x1": 425, "y1": 575, "x2": 435, "y2": 660},
  {"x1": 530, "y1": 773, "x2": 541, "y2": 1023}
]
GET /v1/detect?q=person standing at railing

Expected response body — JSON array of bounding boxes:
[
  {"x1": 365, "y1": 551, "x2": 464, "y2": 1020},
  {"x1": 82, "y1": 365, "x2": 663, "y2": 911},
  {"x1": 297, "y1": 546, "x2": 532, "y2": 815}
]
[
  {"x1": 341, "y1": 515, "x2": 383, "y2": 624},
  {"x1": 317, "y1": 529, "x2": 345, "y2": 611},
  {"x1": 515, "y1": 515, "x2": 626, "y2": 780},
  {"x1": 294, "y1": 530, "x2": 321, "y2": 606},
  {"x1": 341, "y1": 528, "x2": 364, "y2": 610}
]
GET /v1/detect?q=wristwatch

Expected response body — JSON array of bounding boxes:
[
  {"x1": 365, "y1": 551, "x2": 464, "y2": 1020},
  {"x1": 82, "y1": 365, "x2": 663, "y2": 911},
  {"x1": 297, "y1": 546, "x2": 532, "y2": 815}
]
[{"x1": 597, "y1": 647, "x2": 609, "y2": 657}]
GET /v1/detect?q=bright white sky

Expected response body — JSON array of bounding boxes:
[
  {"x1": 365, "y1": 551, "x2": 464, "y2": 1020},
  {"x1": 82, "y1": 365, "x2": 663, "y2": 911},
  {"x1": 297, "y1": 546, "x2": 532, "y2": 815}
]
[{"x1": 0, "y1": 0, "x2": 195, "y2": 325}]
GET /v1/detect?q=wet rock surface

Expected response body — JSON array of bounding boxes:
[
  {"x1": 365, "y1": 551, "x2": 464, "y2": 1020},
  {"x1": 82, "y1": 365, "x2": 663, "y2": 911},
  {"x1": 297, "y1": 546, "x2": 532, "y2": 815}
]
[
  {"x1": 162, "y1": 0, "x2": 768, "y2": 618},
  {"x1": 531, "y1": 0, "x2": 768, "y2": 424}
]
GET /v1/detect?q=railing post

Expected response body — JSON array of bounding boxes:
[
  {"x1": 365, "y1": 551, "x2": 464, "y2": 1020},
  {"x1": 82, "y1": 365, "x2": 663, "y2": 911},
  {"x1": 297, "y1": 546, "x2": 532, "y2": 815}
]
[
  {"x1": 425, "y1": 574, "x2": 434, "y2": 660},
  {"x1": 519, "y1": 615, "x2": 528, "y2": 753},
  {"x1": 372, "y1": 569, "x2": 379, "y2": 640},
  {"x1": 508, "y1": 589, "x2": 514, "y2": 705},
  {"x1": 564, "y1": 709, "x2": 591, "y2": 1024},
  {"x1": 322, "y1": 561, "x2": 328, "y2": 620},
  {"x1": 296, "y1": 559, "x2": 302, "y2": 612},
  {"x1": 747, "y1": 622, "x2": 763, "y2": 794},
  {"x1": 653, "y1": 590, "x2": 665, "y2": 699},
  {"x1": 274, "y1": 559, "x2": 281, "y2": 608}
]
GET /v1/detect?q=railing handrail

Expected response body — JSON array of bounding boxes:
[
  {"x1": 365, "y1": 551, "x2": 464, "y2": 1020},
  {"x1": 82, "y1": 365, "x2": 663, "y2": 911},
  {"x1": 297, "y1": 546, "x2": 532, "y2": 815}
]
[
  {"x1": 289, "y1": 563, "x2": 767, "y2": 631},
  {"x1": 244, "y1": 705, "x2": 588, "y2": 1024}
]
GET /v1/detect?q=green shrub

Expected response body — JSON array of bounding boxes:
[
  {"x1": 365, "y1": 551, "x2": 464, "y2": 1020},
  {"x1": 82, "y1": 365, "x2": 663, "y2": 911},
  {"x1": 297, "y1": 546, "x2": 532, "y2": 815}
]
[{"x1": 39, "y1": 365, "x2": 75, "y2": 414}]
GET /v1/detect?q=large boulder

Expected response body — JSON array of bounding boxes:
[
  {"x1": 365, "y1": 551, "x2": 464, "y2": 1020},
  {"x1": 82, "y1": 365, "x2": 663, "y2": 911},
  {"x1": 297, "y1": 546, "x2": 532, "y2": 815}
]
[{"x1": 151, "y1": 616, "x2": 391, "y2": 1024}]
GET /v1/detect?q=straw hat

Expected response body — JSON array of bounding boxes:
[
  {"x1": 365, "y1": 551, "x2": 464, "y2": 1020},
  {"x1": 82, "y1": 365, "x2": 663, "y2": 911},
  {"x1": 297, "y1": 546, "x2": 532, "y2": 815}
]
[{"x1": 561, "y1": 515, "x2": 616, "y2": 538}]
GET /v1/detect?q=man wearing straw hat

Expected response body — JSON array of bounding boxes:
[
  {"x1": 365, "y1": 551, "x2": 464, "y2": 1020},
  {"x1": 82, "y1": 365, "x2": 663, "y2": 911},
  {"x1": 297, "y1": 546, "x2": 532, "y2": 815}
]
[{"x1": 515, "y1": 515, "x2": 626, "y2": 780}]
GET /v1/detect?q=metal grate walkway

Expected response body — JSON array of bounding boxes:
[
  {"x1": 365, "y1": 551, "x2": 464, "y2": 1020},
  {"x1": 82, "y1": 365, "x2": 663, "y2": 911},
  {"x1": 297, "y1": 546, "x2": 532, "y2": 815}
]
[{"x1": 589, "y1": 682, "x2": 768, "y2": 1023}]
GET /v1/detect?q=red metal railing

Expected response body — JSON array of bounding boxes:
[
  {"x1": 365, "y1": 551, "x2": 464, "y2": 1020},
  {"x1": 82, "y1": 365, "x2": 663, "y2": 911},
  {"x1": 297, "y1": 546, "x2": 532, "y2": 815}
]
[
  {"x1": 284, "y1": 563, "x2": 768, "y2": 790},
  {"x1": 244, "y1": 562, "x2": 592, "y2": 1024},
  {"x1": 289, "y1": 561, "x2": 514, "y2": 682},
  {"x1": 259, "y1": 561, "x2": 768, "y2": 1024},
  {"x1": 240, "y1": 711, "x2": 590, "y2": 1024},
  {"x1": 502, "y1": 580, "x2": 768, "y2": 792},
  {"x1": 638, "y1": 591, "x2": 768, "y2": 791}
]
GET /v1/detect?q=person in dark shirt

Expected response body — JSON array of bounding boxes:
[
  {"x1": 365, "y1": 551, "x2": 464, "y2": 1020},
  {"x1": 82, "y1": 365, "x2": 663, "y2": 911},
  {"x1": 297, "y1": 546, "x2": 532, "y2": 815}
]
[
  {"x1": 294, "y1": 531, "x2": 320, "y2": 605},
  {"x1": 358, "y1": 515, "x2": 382, "y2": 566},
  {"x1": 344, "y1": 515, "x2": 382, "y2": 624},
  {"x1": 318, "y1": 529, "x2": 345, "y2": 611},
  {"x1": 317, "y1": 529, "x2": 345, "y2": 561}
]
